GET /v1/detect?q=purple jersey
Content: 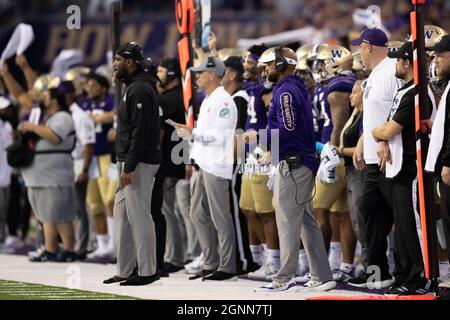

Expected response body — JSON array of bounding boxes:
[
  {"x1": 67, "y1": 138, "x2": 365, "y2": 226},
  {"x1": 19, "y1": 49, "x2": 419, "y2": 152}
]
[
  {"x1": 84, "y1": 95, "x2": 115, "y2": 155},
  {"x1": 311, "y1": 84, "x2": 326, "y2": 142},
  {"x1": 244, "y1": 82, "x2": 268, "y2": 131},
  {"x1": 268, "y1": 75, "x2": 318, "y2": 174},
  {"x1": 320, "y1": 72, "x2": 356, "y2": 144}
]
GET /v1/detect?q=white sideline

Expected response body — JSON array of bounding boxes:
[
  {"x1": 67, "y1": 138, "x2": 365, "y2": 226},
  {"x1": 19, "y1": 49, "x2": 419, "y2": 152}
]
[{"x1": 0, "y1": 254, "x2": 378, "y2": 300}]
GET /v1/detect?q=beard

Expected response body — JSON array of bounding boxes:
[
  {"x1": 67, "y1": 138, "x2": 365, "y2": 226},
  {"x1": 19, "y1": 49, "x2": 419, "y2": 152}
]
[
  {"x1": 268, "y1": 72, "x2": 279, "y2": 83},
  {"x1": 437, "y1": 67, "x2": 450, "y2": 81},
  {"x1": 115, "y1": 67, "x2": 129, "y2": 81}
]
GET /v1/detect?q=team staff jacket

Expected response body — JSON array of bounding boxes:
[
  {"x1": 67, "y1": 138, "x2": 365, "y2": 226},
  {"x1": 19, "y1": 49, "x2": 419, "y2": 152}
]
[
  {"x1": 116, "y1": 69, "x2": 162, "y2": 173},
  {"x1": 267, "y1": 75, "x2": 319, "y2": 174},
  {"x1": 190, "y1": 86, "x2": 237, "y2": 180}
]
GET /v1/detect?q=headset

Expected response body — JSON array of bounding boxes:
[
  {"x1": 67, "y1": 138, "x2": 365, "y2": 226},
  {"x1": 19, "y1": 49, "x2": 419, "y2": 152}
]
[
  {"x1": 206, "y1": 55, "x2": 216, "y2": 68},
  {"x1": 274, "y1": 46, "x2": 288, "y2": 73}
]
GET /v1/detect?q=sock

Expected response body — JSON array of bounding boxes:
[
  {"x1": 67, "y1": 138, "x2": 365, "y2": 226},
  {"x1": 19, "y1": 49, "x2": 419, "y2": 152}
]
[
  {"x1": 328, "y1": 241, "x2": 342, "y2": 271},
  {"x1": 250, "y1": 245, "x2": 264, "y2": 265},
  {"x1": 266, "y1": 249, "x2": 280, "y2": 269},
  {"x1": 96, "y1": 234, "x2": 108, "y2": 252},
  {"x1": 107, "y1": 217, "x2": 115, "y2": 251},
  {"x1": 340, "y1": 262, "x2": 354, "y2": 274},
  {"x1": 354, "y1": 241, "x2": 362, "y2": 258},
  {"x1": 439, "y1": 261, "x2": 449, "y2": 278},
  {"x1": 298, "y1": 249, "x2": 309, "y2": 269}
]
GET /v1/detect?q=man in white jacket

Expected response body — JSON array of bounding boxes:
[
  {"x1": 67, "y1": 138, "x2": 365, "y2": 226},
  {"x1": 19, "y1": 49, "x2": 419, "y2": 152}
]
[{"x1": 174, "y1": 56, "x2": 238, "y2": 281}]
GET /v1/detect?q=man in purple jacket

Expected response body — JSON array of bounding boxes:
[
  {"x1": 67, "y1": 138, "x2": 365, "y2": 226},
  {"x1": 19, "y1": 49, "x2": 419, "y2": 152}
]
[{"x1": 253, "y1": 47, "x2": 335, "y2": 293}]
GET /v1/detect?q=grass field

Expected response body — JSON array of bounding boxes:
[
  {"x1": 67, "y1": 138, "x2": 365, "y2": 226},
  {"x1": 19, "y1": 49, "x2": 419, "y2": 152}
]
[{"x1": 0, "y1": 279, "x2": 138, "y2": 300}]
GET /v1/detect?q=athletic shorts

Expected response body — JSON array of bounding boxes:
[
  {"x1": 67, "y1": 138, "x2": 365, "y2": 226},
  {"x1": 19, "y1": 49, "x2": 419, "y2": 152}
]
[
  {"x1": 313, "y1": 161, "x2": 349, "y2": 212},
  {"x1": 87, "y1": 154, "x2": 117, "y2": 215},
  {"x1": 239, "y1": 174, "x2": 274, "y2": 214},
  {"x1": 28, "y1": 186, "x2": 77, "y2": 223}
]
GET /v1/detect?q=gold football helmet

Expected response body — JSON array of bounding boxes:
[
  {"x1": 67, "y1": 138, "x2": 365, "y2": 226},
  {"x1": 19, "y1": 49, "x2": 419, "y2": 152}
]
[
  {"x1": 64, "y1": 66, "x2": 90, "y2": 96},
  {"x1": 218, "y1": 48, "x2": 249, "y2": 62},
  {"x1": 32, "y1": 74, "x2": 60, "y2": 101}
]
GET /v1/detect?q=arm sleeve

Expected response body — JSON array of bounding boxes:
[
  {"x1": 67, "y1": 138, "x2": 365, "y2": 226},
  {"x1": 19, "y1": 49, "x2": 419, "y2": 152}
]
[
  {"x1": 234, "y1": 97, "x2": 248, "y2": 130},
  {"x1": 441, "y1": 93, "x2": 450, "y2": 166},
  {"x1": 392, "y1": 93, "x2": 414, "y2": 128},
  {"x1": 124, "y1": 87, "x2": 153, "y2": 173}
]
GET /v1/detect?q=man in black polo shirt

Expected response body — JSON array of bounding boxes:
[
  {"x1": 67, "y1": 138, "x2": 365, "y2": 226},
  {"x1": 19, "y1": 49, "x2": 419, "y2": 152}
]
[
  {"x1": 104, "y1": 42, "x2": 162, "y2": 286},
  {"x1": 372, "y1": 42, "x2": 432, "y2": 295}
]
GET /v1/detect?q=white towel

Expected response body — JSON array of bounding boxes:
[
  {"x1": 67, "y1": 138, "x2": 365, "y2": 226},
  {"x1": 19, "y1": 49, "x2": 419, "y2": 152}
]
[
  {"x1": 386, "y1": 134, "x2": 403, "y2": 178},
  {"x1": 425, "y1": 83, "x2": 450, "y2": 173},
  {"x1": 321, "y1": 143, "x2": 340, "y2": 171}
]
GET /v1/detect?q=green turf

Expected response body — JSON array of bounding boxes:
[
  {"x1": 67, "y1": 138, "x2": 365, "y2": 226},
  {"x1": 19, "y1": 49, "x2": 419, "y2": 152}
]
[{"x1": 0, "y1": 279, "x2": 139, "y2": 300}]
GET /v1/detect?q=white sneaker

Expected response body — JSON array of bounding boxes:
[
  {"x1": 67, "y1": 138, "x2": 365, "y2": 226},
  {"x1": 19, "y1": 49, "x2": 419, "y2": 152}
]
[
  {"x1": 295, "y1": 279, "x2": 337, "y2": 292},
  {"x1": 87, "y1": 247, "x2": 113, "y2": 259},
  {"x1": 184, "y1": 253, "x2": 205, "y2": 274},
  {"x1": 3, "y1": 236, "x2": 23, "y2": 248},
  {"x1": 28, "y1": 247, "x2": 45, "y2": 258},
  {"x1": 439, "y1": 280, "x2": 450, "y2": 289},
  {"x1": 293, "y1": 272, "x2": 311, "y2": 284},
  {"x1": 248, "y1": 263, "x2": 279, "y2": 281},
  {"x1": 254, "y1": 278, "x2": 297, "y2": 292}
]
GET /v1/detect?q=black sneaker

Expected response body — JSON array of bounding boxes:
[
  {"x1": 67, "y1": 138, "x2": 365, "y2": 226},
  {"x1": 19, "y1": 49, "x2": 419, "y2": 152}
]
[
  {"x1": 384, "y1": 285, "x2": 410, "y2": 295},
  {"x1": 157, "y1": 269, "x2": 169, "y2": 277},
  {"x1": 29, "y1": 250, "x2": 57, "y2": 262},
  {"x1": 348, "y1": 273, "x2": 369, "y2": 288},
  {"x1": 103, "y1": 275, "x2": 128, "y2": 284},
  {"x1": 202, "y1": 271, "x2": 237, "y2": 281},
  {"x1": 56, "y1": 251, "x2": 78, "y2": 262},
  {"x1": 164, "y1": 262, "x2": 184, "y2": 273},
  {"x1": 400, "y1": 279, "x2": 435, "y2": 296},
  {"x1": 189, "y1": 269, "x2": 215, "y2": 280},
  {"x1": 119, "y1": 274, "x2": 160, "y2": 286}
]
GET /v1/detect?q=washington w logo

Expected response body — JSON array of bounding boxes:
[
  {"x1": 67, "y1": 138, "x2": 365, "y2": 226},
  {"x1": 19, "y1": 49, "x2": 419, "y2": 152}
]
[
  {"x1": 331, "y1": 50, "x2": 343, "y2": 59},
  {"x1": 425, "y1": 30, "x2": 434, "y2": 39}
]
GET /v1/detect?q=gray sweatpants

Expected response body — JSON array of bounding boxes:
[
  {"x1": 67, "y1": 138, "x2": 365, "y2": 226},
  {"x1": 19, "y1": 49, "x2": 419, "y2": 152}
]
[
  {"x1": 345, "y1": 166, "x2": 368, "y2": 268},
  {"x1": 114, "y1": 162, "x2": 159, "y2": 277},
  {"x1": 176, "y1": 178, "x2": 200, "y2": 261},
  {"x1": 163, "y1": 177, "x2": 185, "y2": 266},
  {"x1": 0, "y1": 187, "x2": 10, "y2": 242},
  {"x1": 190, "y1": 169, "x2": 236, "y2": 274},
  {"x1": 273, "y1": 162, "x2": 332, "y2": 283}
]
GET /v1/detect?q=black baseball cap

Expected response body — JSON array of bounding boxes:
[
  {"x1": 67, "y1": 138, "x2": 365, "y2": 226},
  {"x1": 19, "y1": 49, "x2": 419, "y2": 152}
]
[
  {"x1": 433, "y1": 35, "x2": 450, "y2": 53},
  {"x1": 224, "y1": 56, "x2": 244, "y2": 74},
  {"x1": 351, "y1": 28, "x2": 388, "y2": 47},
  {"x1": 388, "y1": 42, "x2": 413, "y2": 62},
  {"x1": 116, "y1": 41, "x2": 154, "y2": 72},
  {"x1": 159, "y1": 57, "x2": 181, "y2": 77}
]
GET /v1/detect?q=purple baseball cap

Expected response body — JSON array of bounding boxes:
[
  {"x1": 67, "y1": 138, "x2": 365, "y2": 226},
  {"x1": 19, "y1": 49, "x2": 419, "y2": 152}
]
[{"x1": 351, "y1": 28, "x2": 388, "y2": 47}]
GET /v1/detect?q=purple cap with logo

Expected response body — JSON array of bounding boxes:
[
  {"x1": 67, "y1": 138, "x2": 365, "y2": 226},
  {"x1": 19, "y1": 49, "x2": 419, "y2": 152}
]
[{"x1": 351, "y1": 28, "x2": 388, "y2": 47}]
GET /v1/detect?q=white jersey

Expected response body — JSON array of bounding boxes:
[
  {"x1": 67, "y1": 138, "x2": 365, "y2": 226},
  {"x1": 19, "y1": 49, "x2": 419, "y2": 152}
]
[
  {"x1": 0, "y1": 119, "x2": 13, "y2": 187},
  {"x1": 190, "y1": 86, "x2": 237, "y2": 180},
  {"x1": 70, "y1": 102, "x2": 96, "y2": 160},
  {"x1": 363, "y1": 57, "x2": 402, "y2": 164}
]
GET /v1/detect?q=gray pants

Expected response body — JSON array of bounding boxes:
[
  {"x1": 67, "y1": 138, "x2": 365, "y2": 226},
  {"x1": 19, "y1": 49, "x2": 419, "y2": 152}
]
[
  {"x1": 176, "y1": 178, "x2": 200, "y2": 261},
  {"x1": 114, "y1": 162, "x2": 159, "y2": 277},
  {"x1": 345, "y1": 166, "x2": 368, "y2": 268},
  {"x1": 190, "y1": 169, "x2": 236, "y2": 274},
  {"x1": 0, "y1": 187, "x2": 10, "y2": 242},
  {"x1": 74, "y1": 181, "x2": 89, "y2": 253},
  {"x1": 163, "y1": 177, "x2": 185, "y2": 266},
  {"x1": 273, "y1": 162, "x2": 332, "y2": 283}
]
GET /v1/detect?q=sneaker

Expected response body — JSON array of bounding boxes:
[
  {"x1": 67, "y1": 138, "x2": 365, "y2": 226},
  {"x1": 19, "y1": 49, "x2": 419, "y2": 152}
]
[
  {"x1": 333, "y1": 269, "x2": 354, "y2": 283},
  {"x1": 28, "y1": 247, "x2": 45, "y2": 258},
  {"x1": 188, "y1": 269, "x2": 215, "y2": 280},
  {"x1": 202, "y1": 271, "x2": 237, "y2": 281},
  {"x1": 87, "y1": 247, "x2": 114, "y2": 259},
  {"x1": 3, "y1": 235, "x2": 23, "y2": 248},
  {"x1": 438, "y1": 280, "x2": 450, "y2": 289},
  {"x1": 348, "y1": 273, "x2": 395, "y2": 289},
  {"x1": 248, "y1": 263, "x2": 279, "y2": 281},
  {"x1": 254, "y1": 278, "x2": 297, "y2": 292},
  {"x1": 103, "y1": 275, "x2": 128, "y2": 284},
  {"x1": 295, "y1": 279, "x2": 337, "y2": 292},
  {"x1": 120, "y1": 274, "x2": 160, "y2": 286},
  {"x1": 184, "y1": 253, "x2": 205, "y2": 274},
  {"x1": 29, "y1": 250, "x2": 57, "y2": 262},
  {"x1": 56, "y1": 251, "x2": 78, "y2": 262},
  {"x1": 400, "y1": 279, "x2": 435, "y2": 296},
  {"x1": 384, "y1": 285, "x2": 410, "y2": 295},
  {"x1": 293, "y1": 272, "x2": 311, "y2": 284},
  {"x1": 157, "y1": 269, "x2": 169, "y2": 277}
]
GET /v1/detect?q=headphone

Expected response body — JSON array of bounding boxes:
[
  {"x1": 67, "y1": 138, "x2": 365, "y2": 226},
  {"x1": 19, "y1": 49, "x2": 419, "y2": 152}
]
[
  {"x1": 206, "y1": 55, "x2": 216, "y2": 68},
  {"x1": 274, "y1": 46, "x2": 288, "y2": 73}
]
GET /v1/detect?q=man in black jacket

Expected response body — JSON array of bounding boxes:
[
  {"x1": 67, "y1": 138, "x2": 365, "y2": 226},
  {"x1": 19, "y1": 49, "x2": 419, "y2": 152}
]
[{"x1": 104, "y1": 42, "x2": 162, "y2": 286}]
